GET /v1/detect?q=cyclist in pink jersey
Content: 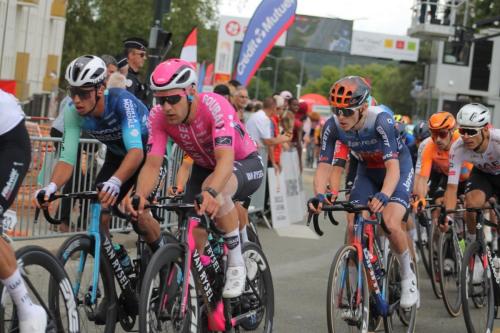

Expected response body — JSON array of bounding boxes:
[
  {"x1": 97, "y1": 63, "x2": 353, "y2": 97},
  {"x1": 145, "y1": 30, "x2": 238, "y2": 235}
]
[{"x1": 128, "y1": 59, "x2": 263, "y2": 298}]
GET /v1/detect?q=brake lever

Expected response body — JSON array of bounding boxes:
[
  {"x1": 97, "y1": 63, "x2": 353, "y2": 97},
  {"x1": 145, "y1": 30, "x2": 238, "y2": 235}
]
[
  {"x1": 312, "y1": 214, "x2": 324, "y2": 236},
  {"x1": 327, "y1": 211, "x2": 339, "y2": 225}
]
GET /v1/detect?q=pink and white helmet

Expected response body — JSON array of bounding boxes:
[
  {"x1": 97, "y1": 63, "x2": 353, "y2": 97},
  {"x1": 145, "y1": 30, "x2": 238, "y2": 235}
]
[{"x1": 150, "y1": 58, "x2": 197, "y2": 91}]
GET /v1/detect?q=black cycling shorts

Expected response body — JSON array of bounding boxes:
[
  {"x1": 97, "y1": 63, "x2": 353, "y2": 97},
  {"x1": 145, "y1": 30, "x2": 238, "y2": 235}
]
[
  {"x1": 183, "y1": 152, "x2": 264, "y2": 204},
  {"x1": 464, "y1": 167, "x2": 500, "y2": 199},
  {"x1": 345, "y1": 153, "x2": 358, "y2": 190},
  {"x1": 0, "y1": 121, "x2": 31, "y2": 215},
  {"x1": 95, "y1": 149, "x2": 145, "y2": 204}
]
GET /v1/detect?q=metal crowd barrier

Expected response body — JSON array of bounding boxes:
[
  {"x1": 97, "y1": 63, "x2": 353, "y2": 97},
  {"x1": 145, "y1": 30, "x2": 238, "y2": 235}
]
[{"x1": 9, "y1": 136, "x2": 185, "y2": 240}]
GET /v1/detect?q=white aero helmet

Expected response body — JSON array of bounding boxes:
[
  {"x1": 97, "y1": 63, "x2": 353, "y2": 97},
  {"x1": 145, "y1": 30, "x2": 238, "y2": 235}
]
[
  {"x1": 65, "y1": 55, "x2": 106, "y2": 87},
  {"x1": 280, "y1": 90, "x2": 293, "y2": 100},
  {"x1": 456, "y1": 103, "x2": 491, "y2": 128}
]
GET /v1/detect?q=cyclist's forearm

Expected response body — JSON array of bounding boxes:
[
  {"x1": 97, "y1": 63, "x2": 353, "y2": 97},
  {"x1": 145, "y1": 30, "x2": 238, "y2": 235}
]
[
  {"x1": 328, "y1": 165, "x2": 344, "y2": 193},
  {"x1": 413, "y1": 175, "x2": 429, "y2": 199},
  {"x1": 205, "y1": 149, "x2": 234, "y2": 193},
  {"x1": 314, "y1": 162, "x2": 333, "y2": 195},
  {"x1": 112, "y1": 148, "x2": 144, "y2": 183},
  {"x1": 381, "y1": 159, "x2": 400, "y2": 197},
  {"x1": 50, "y1": 161, "x2": 74, "y2": 189},
  {"x1": 444, "y1": 184, "x2": 458, "y2": 212},
  {"x1": 176, "y1": 161, "x2": 192, "y2": 188},
  {"x1": 135, "y1": 155, "x2": 163, "y2": 198}
]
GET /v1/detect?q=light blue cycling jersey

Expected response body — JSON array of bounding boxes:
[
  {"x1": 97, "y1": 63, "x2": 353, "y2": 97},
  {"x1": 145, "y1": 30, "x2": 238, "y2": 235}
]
[{"x1": 59, "y1": 88, "x2": 148, "y2": 165}]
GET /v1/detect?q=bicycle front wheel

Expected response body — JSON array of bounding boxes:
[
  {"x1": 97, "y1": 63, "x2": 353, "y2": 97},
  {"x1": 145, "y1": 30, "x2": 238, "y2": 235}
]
[
  {"x1": 438, "y1": 230, "x2": 462, "y2": 317},
  {"x1": 55, "y1": 234, "x2": 117, "y2": 333},
  {"x1": 0, "y1": 245, "x2": 80, "y2": 333},
  {"x1": 327, "y1": 245, "x2": 369, "y2": 333},
  {"x1": 138, "y1": 243, "x2": 199, "y2": 333},
  {"x1": 460, "y1": 241, "x2": 495, "y2": 333},
  {"x1": 429, "y1": 225, "x2": 443, "y2": 299}
]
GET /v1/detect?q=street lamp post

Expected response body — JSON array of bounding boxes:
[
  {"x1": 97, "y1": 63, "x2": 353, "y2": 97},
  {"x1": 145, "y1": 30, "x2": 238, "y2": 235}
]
[
  {"x1": 255, "y1": 66, "x2": 273, "y2": 100},
  {"x1": 266, "y1": 54, "x2": 293, "y2": 92}
]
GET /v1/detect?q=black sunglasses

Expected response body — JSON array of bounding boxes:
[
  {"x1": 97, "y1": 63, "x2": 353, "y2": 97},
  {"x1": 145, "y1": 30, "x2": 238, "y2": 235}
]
[
  {"x1": 458, "y1": 127, "x2": 481, "y2": 137},
  {"x1": 157, "y1": 94, "x2": 183, "y2": 106},
  {"x1": 332, "y1": 106, "x2": 359, "y2": 117},
  {"x1": 68, "y1": 87, "x2": 94, "y2": 100}
]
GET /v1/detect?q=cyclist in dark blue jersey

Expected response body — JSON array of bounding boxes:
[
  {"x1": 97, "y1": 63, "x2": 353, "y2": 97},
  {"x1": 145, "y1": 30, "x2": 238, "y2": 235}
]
[
  {"x1": 33, "y1": 55, "x2": 163, "y2": 251},
  {"x1": 310, "y1": 76, "x2": 418, "y2": 309}
]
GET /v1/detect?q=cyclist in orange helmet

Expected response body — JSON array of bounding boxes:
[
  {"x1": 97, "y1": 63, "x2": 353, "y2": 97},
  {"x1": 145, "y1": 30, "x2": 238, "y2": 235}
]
[{"x1": 413, "y1": 111, "x2": 472, "y2": 217}]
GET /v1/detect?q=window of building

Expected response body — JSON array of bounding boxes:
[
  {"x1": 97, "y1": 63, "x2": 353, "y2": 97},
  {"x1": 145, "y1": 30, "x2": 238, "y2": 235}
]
[{"x1": 442, "y1": 41, "x2": 471, "y2": 66}]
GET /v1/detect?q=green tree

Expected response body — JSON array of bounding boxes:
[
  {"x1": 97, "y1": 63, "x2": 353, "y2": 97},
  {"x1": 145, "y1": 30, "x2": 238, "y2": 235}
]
[
  {"x1": 248, "y1": 76, "x2": 273, "y2": 100},
  {"x1": 61, "y1": 0, "x2": 218, "y2": 86}
]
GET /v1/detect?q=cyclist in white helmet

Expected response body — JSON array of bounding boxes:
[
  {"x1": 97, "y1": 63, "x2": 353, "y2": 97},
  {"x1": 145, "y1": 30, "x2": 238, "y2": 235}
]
[{"x1": 443, "y1": 103, "x2": 500, "y2": 240}]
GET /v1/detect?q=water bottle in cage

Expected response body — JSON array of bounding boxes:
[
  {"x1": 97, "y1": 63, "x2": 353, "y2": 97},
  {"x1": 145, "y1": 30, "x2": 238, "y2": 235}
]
[{"x1": 114, "y1": 243, "x2": 134, "y2": 276}]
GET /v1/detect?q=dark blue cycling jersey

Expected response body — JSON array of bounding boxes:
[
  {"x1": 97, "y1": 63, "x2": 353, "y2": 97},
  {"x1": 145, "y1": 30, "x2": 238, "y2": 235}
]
[
  {"x1": 320, "y1": 106, "x2": 405, "y2": 168},
  {"x1": 60, "y1": 88, "x2": 149, "y2": 165}
]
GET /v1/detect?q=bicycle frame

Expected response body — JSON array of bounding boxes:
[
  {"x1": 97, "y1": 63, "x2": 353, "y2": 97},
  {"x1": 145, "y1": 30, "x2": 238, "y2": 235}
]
[
  {"x1": 349, "y1": 213, "x2": 389, "y2": 317},
  {"x1": 70, "y1": 201, "x2": 135, "y2": 305}
]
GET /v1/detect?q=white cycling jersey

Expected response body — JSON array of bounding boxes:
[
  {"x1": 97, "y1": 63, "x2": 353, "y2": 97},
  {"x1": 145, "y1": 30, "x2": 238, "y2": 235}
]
[
  {"x1": 448, "y1": 128, "x2": 500, "y2": 185},
  {"x1": 0, "y1": 89, "x2": 24, "y2": 136}
]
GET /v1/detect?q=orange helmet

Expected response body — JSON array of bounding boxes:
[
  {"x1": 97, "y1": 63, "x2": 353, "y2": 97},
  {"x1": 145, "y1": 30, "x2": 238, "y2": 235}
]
[
  {"x1": 428, "y1": 111, "x2": 456, "y2": 130},
  {"x1": 329, "y1": 76, "x2": 370, "y2": 109}
]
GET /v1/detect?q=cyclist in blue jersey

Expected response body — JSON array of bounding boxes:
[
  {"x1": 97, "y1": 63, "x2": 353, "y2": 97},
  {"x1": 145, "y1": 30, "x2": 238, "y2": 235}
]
[
  {"x1": 310, "y1": 76, "x2": 419, "y2": 308},
  {"x1": 33, "y1": 55, "x2": 163, "y2": 251}
]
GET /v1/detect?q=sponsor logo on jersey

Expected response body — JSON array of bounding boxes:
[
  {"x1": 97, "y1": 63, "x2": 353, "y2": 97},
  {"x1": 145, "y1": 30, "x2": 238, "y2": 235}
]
[
  {"x1": 202, "y1": 95, "x2": 224, "y2": 129},
  {"x1": 1, "y1": 168, "x2": 19, "y2": 200},
  {"x1": 123, "y1": 99, "x2": 138, "y2": 128},
  {"x1": 215, "y1": 136, "x2": 232, "y2": 146},
  {"x1": 130, "y1": 129, "x2": 139, "y2": 137}
]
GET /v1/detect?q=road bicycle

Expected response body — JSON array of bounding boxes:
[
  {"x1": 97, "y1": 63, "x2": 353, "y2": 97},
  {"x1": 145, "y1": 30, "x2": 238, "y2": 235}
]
[
  {"x1": 0, "y1": 210, "x2": 80, "y2": 332},
  {"x1": 447, "y1": 200, "x2": 500, "y2": 332},
  {"x1": 136, "y1": 195, "x2": 274, "y2": 332},
  {"x1": 307, "y1": 200, "x2": 418, "y2": 333},
  {"x1": 37, "y1": 189, "x2": 175, "y2": 333}
]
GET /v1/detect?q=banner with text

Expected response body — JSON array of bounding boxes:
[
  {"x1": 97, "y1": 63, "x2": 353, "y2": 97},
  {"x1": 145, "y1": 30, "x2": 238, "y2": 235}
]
[{"x1": 234, "y1": 0, "x2": 297, "y2": 86}]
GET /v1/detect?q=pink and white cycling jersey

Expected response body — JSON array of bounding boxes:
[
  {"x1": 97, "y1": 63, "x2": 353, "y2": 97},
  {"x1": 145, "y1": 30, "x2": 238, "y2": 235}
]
[
  {"x1": 147, "y1": 92, "x2": 257, "y2": 169},
  {"x1": 448, "y1": 128, "x2": 500, "y2": 184}
]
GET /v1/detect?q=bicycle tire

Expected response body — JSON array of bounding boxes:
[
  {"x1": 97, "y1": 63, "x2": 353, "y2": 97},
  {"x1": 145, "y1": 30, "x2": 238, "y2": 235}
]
[
  {"x1": 460, "y1": 241, "x2": 495, "y2": 333},
  {"x1": 327, "y1": 245, "x2": 370, "y2": 333},
  {"x1": 138, "y1": 243, "x2": 199, "y2": 333},
  {"x1": 415, "y1": 214, "x2": 431, "y2": 279},
  {"x1": 383, "y1": 253, "x2": 417, "y2": 333},
  {"x1": 0, "y1": 245, "x2": 80, "y2": 333},
  {"x1": 239, "y1": 241, "x2": 274, "y2": 331},
  {"x1": 246, "y1": 221, "x2": 262, "y2": 248},
  {"x1": 55, "y1": 234, "x2": 117, "y2": 333},
  {"x1": 438, "y1": 230, "x2": 462, "y2": 317},
  {"x1": 428, "y1": 225, "x2": 443, "y2": 299}
]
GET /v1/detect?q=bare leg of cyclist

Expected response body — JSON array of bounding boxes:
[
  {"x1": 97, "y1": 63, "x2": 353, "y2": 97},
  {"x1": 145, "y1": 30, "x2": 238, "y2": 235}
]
[
  {"x1": 383, "y1": 202, "x2": 419, "y2": 308},
  {"x1": 0, "y1": 238, "x2": 47, "y2": 332},
  {"x1": 137, "y1": 213, "x2": 164, "y2": 251},
  {"x1": 202, "y1": 174, "x2": 246, "y2": 298},
  {"x1": 236, "y1": 202, "x2": 249, "y2": 243},
  {"x1": 465, "y1": 190, "x2": 487, "y2": 243}
]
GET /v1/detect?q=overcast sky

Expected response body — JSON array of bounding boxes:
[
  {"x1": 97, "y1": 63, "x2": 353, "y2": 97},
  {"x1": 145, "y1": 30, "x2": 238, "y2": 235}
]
[{"x1": 219, "y1": 0, "x2": 415, "y2": 36}]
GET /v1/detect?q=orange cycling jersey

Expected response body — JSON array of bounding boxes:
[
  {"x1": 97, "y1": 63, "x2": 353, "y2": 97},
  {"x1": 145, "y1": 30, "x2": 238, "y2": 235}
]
[{"x1": 415, "y1": 131, "x2": 472, "y2": 182}]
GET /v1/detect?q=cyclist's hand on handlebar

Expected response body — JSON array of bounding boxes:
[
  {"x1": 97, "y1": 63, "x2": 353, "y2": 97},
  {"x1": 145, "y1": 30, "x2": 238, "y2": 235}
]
[
  {"x1": 438, "y1": 214, "x2": 452, "y2": 233},
  {"x1": 126, "y1": 194, "x2": 149, "y2": 218},
  {"x1": 369, "y1": 192, "x2": 389, "y2": 213},
  {"x1": 195, "y1": 190, "x2": 219, "y2": 219},
  {"x1": 411, "y1": 197, "x2": 426, "y2": 212},
  {"x1": 32, "y1": 182, "x2": 57, "y2": 208},
  {"x1": 308, "y1": 193, "x2": 331, "y2": 214},
  {"x1": 167, "y1": 185, "x2": 184, "y2": 196},
  {"x1": 98, "y1": 176, "x2": 121, "y2": 207}
]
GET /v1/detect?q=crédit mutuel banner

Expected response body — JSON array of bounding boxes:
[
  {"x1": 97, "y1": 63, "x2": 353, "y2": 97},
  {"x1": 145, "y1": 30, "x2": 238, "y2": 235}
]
[{"x1": 214, "y1": 0, "x2": 295, "y2": 85}]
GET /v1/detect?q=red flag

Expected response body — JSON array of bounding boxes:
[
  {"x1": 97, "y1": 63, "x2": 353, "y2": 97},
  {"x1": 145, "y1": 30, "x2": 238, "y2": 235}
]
[
  {"x1": 203, "y1": 63, "x2": 214, "y2": 86},
  {"x1": 180, "y1": 27, "x2": 197, "y2": 69}
]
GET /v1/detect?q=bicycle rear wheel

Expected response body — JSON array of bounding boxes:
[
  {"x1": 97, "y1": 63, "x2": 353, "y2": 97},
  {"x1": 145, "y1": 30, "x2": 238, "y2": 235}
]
[
  {"x1": 438, "y1": 230, "x2": 462, "y2": 317},
  {"x1": 238, "y1": 242, "x2": 274, "y2": 331},
  {"x1": 138, "y1": 244, "x2": 199, "y2": 333},
  {"x1": 55, "y1": 234, "x2": 117, "y2": 333},
  {"x1": 327, "y1": 245, "x2": 369, "y2": 333},
  {"x1": 460, "y1": 241, "x2": 495, "y2": 333},
  {"x1": 0, "y1": 245, "x2": 80, "y2": 333}
]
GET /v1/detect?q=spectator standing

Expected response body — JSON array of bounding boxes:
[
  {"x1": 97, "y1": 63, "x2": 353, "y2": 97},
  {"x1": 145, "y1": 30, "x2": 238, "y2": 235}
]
[
  {"x1": 233, "y1": 86, "x2": 250, "y2": 123},
  {"x1": 124, "y1": 37, "x2": 150, "y2": 107}
]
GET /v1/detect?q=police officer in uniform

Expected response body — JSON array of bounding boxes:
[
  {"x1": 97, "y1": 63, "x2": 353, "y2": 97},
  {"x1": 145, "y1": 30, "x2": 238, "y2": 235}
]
[{"x1": 123, "y1": 37, "x2": 149, "y2": 107}]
